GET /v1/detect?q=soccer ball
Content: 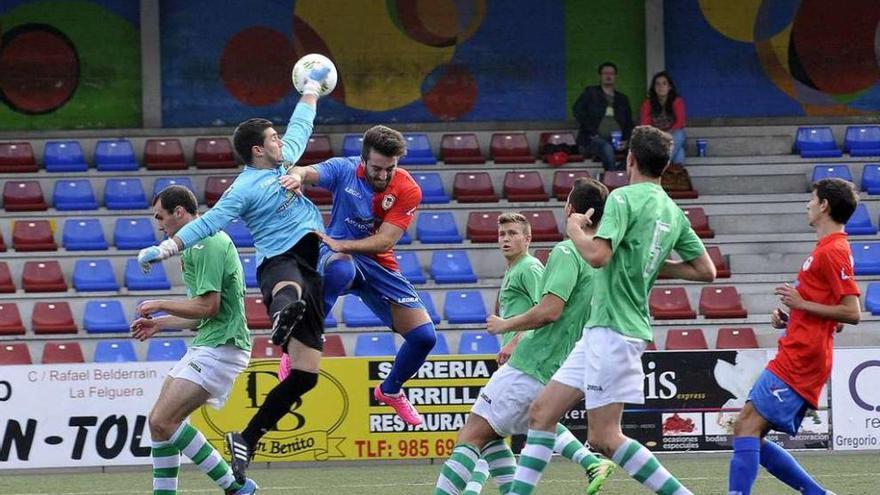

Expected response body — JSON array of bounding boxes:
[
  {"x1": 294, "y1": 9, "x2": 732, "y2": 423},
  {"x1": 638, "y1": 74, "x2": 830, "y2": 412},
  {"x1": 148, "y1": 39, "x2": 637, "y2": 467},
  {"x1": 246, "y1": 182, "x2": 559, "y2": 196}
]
[{"x1": 291, "y1": 53, "x2": 338, "y2": 97}]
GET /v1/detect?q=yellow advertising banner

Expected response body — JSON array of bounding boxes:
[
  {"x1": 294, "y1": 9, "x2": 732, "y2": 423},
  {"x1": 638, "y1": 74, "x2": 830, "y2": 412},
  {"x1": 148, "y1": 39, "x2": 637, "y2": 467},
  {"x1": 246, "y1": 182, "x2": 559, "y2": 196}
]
[{"x1": 191, "y1": 355, "x2": 496, "y2": 461}]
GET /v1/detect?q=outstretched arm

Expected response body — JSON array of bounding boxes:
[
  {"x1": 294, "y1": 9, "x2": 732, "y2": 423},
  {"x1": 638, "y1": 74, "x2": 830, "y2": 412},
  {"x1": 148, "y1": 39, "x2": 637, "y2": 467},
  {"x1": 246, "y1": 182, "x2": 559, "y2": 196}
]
[{"x1": 486, "y1": 293, "x2": 565, "y2": 335}]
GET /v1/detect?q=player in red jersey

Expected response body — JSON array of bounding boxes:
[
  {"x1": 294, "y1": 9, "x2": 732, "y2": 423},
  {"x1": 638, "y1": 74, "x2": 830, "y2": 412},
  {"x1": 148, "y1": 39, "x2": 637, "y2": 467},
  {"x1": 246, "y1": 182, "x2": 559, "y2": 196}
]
[{"x1": 728, "y1": 178, "x2": 860, "y2": 495}]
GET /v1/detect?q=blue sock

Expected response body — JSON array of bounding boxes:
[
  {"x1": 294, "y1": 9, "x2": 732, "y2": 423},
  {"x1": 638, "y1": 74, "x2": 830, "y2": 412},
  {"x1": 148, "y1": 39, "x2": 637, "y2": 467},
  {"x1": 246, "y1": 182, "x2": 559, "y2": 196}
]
[
  {"x1": 729, "y1": 436, "x2": 760, "y2": 495},
  {"x1": 322, "y1": 256, "x2": 356, "y2": 317},
  {"x1": 760, "y1": 440, "x2": 825, "y2": 494},
  {"x1": 380, "y1": 322, "x2": 435, "y2": 394}
]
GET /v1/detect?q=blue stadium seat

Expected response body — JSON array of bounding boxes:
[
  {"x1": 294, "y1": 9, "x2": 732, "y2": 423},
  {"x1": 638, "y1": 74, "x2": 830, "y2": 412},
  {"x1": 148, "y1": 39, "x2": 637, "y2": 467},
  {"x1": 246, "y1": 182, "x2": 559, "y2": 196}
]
[
  {"x1": 860, "y1": 164, "x2": 880, "y2": 194},
  {"x1": 865, "y1": 283, "x2": 880, "y2": 315},
  {"x1": 104, "y1": 178, "x2": 147, "y2": 210},
  {"x1": 444, "y1": 290, "x2": 487, "y2": 324},
  {"x1": 94, "y1": 340, "x2": 138, "y2": 362},
  {"x1": 152, "y1": 177, "x2": 195, "y2": 198},
  {"x1": 73, "y1": 259, "x2": 118, "y2": 291},
  {"x1": 400, "y1": 133, "x2": 436, "y2": 165},
  {"x1": 417, "y1": 212, "x2": 462, "y2": 244},
  {"x1": 417, "y1": 291, "x2": 441, "y2": 324},
  {"x1": 95, "y1": 139, "x2": 138, "y2": 171},
  {"x1": 62, "y1": 218, "x2": 108, "y2": 251},
  {"x1": 811, "y1": 165, "x2": 852, "y2": 184},
  {"x1": 413, "y1": 173, "x2": 448, "y2": 203},
  {"x1": 852, "y1": 242, "x2": 880, "y2": 275},
  {"x1": 114, "y1": 218, "x2": 156, "y2": 249},
  {"x1": 342, "y1": 295, "x2": 383, "y2": 327},
  {"x1": 844, "y1": 126, "x2": 880, "y2": 157},
  {"x1": 84, "y1": 300, "x2": 128, "y2": 333},
  {"x1": 341, "y1": 134, "x2": 363, "y2": 157},
  {"x1": 125, "y1": 259, "x2": 171, "y2": 290},
  {"x1": 53, "y1": 179, "x2": 98, "y2": 210},
  {"x1": 432, "y1": 332, "x2": 450, "y2": 355},
  {"x1": 398, "y1": 231, "x2": 412, "y2": 245},
  {"x1": 431, "y1": 250, "x2": 478, "y2": 283},
  {"x1": 354, "y1": 333, "x2": 397, "y2": 356},
  {"x1": 240, "y1": 255, "x2": 258, "y2": 288},
  {"x1": 44, "y1": 140, "x2": 88, "y2": 172},
  {"x1": 395, "y1": 251, "x2": 426, "y2": 284},
  {"x1": 458, "y1": 331, "x2": 500, "y2": 354},
  {"x1": 224, "y1": 218, "x2": 254, "y2": 247},
  {"x1": 795, "y1": 127, "x2": 841, "y2": 158},
  {"x1": 845, "y1": 204, "x2": 877, "y2": 235},
  {"x1": 146, "y1": 338, "x2": 187, "y2": 361},
  {"x1": 324, "y1": 313, "x2": 337, "y2": 328}
]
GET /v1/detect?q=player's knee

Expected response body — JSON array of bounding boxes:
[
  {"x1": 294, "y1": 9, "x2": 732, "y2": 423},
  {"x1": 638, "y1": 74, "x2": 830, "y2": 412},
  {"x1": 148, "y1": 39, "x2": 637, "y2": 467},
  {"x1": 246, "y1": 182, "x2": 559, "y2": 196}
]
[
  {"x1": 527, "y1": 400, "x2": 556, "y2": 431},
  {"x1": 324, "y1": 256, "x2": 356, "y2": 291},
  {"x1": 148, "y1": 408, "x2": 178, "y2": 441},
  {"x1": 402, "y1": 321, "x2": 436, "y2": 352}
]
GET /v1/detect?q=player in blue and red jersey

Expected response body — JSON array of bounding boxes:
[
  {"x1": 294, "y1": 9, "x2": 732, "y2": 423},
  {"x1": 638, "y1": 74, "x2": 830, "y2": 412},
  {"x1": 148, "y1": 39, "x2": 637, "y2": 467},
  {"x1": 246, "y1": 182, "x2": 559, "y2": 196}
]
[{"x1": 281, "y1": 125, "x2": 434, "y2": 426}]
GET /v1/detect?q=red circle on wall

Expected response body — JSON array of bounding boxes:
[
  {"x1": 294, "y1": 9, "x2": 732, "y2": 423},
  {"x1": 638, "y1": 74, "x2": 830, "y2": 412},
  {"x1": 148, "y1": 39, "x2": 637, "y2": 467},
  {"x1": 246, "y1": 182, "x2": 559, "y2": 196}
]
[
  {"x1": 220, "y1": 27, "x2": 294, "y2": 107},
  {"x1": 422, "y1": 64, "x2": 477, "y2": 121}
]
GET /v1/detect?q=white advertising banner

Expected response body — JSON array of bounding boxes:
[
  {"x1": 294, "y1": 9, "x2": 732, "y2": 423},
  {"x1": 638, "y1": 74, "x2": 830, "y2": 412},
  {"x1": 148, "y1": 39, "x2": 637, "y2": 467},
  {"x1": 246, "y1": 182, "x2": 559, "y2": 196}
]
[
  {"x1": 0, "y1": 362, "x2": 170, "y2": 468},
  {"x1": 831, "y1": 348, "x2": 880, "y2": 451}
]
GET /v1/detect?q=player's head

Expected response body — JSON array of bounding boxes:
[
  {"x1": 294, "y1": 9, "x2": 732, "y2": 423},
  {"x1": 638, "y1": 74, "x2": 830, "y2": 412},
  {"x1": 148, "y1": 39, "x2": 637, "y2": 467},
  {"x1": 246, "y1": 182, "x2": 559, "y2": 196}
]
[
  {"x1": 361, "y1": 125, "x2": 406, "y2": 192},
  {"x1": 565, "y1": 177, "x2": 609, "y2": 228},
  {"x1": 152, "y1": 185, "x2": 198, "y2": 237},
  {"x1": 233, "y1": 118, "x2": 281, "y2": 167},
  {"x1": 809, "y1": 178, "x2": 858, "y2": 227},
  {"x1": 627, "y1": 125, "x2": 672, "y2": 179},
  {"x1": 497, "y1": 212, "x2": 532, "y2": 261},
  {"x1": 598, "y1": 61, "x2": 617, "y2": 86}
]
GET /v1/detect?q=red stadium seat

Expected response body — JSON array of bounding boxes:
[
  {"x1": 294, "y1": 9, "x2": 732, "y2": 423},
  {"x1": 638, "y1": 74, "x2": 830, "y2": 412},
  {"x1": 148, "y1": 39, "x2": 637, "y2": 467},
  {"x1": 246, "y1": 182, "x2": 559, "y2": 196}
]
[
  {"x1": 683, "y1": 208, "x2": 714, "y2": 238},
  {"x1": 42, "y1": 342, "x2": 85, "y2": 364},
  {"x1": 299, "y1": 135, "x2": 333, "y2": 165},
  {"x1": 323, "y1": 334, "x2": 347, "y2": 357},
  {"x1": 716, "y1": 328, "x2": 758, "y2": 349},
  {"x1": 453, "y1": 172, "x2": 498, "y2": 203},
  {"x1": 466, "y1": 211, "x2": 501, "y2": 243},
  {"x1": 3, "y1": 180, "x2": 47, "y2": 211},
  {"x1": 490, "y1": 133, "x2": 534, "y2": 164},
  {"x1": 539, "y1": 132, "x2": 584, "y2": 163},
  {"x1": 533, "y1": 248, "x2": 550, "y2": 265},
  {"x1": 0, "y1": 262, "x2": 14, "y2": 293},
  {"x1": 0, "y1": 230, "x2": 5, "y2": 252},
  {"x1": 0, "y1": 142, "x2": 38, "y2": 173},
  {"x1": 0, "y1": 303, "x2": 25, "y2": 335},
  {"x1": 699, "y1": 286, "x2": 748, "y2": 319},
  {"x1": 13, "y1": 220, "x2": 57, "y2": 251},
  {"x1": 194, "y1": 137, "x2": 237, "y2": 169},
  {"x1": 322, "y1": 212, "x2": 331, "y2": 227},
  {"x1": 602, "y1": 171, "x2": 629, "y2": 191},
  {"x1": 304, "y1": 185, "x2": 332, "y2": 205},
  {"x1": 504, "y1": 171, "x2": 548, "y2": 202},
  {"x1": 440, "y1": 133, "x2": 485, "y2": 164},
  {"x1": 144, "y1": 139, "x2": 187, "y2": 170},
  {"x1": 0, "y1": 343, "x2": 31, "y2": 365},
  {"x1": 523, "y1": 210, "x2": 562, "y2": 242},
  {"x1": 665, "y1": 328, "x2": 708, "y2": 350},
  {"x1": 22, "y1": 261, "x2": 67, "y2": 292},
  {"x1": 32, "y1": 302, "x2": 77, "y2": 335},
  {"x1": 649, "y1": 287, "x2": 696, "y2": 320},
  {"x1": 707, "y1": 246, "x2": 731, "y2": 278},
  {"x1": 251, "y1": 337, "x2": 281, "y2": 359},
  {"x1": 552, "y1": 170, "x2": 591, "y2": 201},
  {"x1": 245, "y1": 296, "x2": 271, "y2": 329},
  {"x1": 205, "y1": 176, "x2": 235, "y2": 207},
  {"x1": 645, "y1": 341, "x2": 658, "y2": 351}
]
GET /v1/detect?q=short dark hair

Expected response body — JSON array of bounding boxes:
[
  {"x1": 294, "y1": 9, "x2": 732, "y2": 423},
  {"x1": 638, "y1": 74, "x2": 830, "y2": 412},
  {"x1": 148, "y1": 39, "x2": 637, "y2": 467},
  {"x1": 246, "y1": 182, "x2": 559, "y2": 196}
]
[
  {"x1": 361, "y1": 125, "x2": 406, "y2": 162},
  {"x1": 598, "y1": 62, "x2": 617, "y2": 74},
  {"x1": 233, "y1": 118, "x2": 273, "y2": 163},
  {"x1": 152, "y1": 185, "x2": 198, "y2": 215},
  {"x1": 812, "y1": 178, "x2": 858, "y2": 224},
  {"x1": 630, "y1": 125, "x2": 672, "y2": 178},
  {"x1": 568, "y1": 177, "x2": 609, "y2": 225}
]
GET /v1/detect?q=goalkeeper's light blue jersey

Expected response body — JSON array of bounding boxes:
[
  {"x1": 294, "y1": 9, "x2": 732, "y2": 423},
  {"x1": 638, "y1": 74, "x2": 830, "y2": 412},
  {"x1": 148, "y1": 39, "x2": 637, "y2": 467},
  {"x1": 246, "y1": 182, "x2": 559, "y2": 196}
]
[{"x1": 175, "y1": 102, "x2": 324, "y2": 267}]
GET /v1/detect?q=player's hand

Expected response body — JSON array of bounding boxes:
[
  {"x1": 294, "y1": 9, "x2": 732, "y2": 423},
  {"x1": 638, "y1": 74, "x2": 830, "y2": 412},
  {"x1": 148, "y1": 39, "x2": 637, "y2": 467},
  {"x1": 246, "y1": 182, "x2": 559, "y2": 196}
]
[
  {"x1": 130, "y1": 317, "x2": 160, "y2": 341},
  {"x1": 303, "y1": 66, "x2": 331, "y2": 97},
  {"x1": 137, "y1": 300, "x2": 166, "y2": 317},
  {"x1": 566, "y1": 208, "x2": 595, "y2": 237},
  {"x1": 497, "y1": 339, "x2": 518, "y2": 365},
  {"x1": 770, "y1": 308, "x2": 788, "y2": 329},
  {"x1": 775, "y1": 284, "x2": 805, "y2": 310},
  {"x1": 279, "y1": 173, "x2": 304, "y2": 196},
  {"x1": 315, "y1": 231, "x2": 345, "y2": 253},
  {"x1": 486, "y1": 314, "x2": 507, "y2": 335},
  {"x1": 835, "y1": 323, "x2": 844, "y2": 333},
  {"x1": 137, "y1": 239, "x2": 179, "y2": 273}
]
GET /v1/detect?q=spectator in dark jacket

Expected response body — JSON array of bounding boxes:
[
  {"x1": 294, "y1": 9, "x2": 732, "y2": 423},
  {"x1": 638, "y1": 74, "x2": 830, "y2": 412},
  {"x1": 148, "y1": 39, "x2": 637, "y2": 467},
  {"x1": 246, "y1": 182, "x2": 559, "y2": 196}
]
[{"x1": 573, "y1": 62, "x2": 634, "y2": 171}]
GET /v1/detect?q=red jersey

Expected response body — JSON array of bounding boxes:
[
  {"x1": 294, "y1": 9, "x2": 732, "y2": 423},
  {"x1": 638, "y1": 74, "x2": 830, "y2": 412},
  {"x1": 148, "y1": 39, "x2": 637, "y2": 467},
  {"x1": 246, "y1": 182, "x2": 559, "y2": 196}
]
[{"x1": 767, "y1": 232, "x2": 859, "y2": 408}]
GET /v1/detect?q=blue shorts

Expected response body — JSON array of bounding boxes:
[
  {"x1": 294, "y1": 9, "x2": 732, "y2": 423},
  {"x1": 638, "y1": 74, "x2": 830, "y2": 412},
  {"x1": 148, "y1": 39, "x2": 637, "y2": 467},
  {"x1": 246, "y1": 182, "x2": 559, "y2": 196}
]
[
  {"x1": 748, "y1": 369, "x2": 809, "y2": 436},
  {"x1": 319, "y1": 244, "x2": 424, "y2": 328}
]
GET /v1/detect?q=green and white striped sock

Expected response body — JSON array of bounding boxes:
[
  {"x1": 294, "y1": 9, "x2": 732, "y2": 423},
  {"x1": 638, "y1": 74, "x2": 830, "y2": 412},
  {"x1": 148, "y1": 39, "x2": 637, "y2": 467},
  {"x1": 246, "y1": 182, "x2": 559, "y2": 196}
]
[
  {"x1": 434, "y1": 443, "x2": 480, "y2": 495},
  {"x1": 152, "y1": 439, "x2": 179, "y2": 495},
  {"x1": 509, "y1": 429, "x2": 555, "y2": 495},
  {"x1": 612, "y1": 438, "x2": 692, "y2": 495},
  {"x1": 461, "y1": 459, "x2": 489, "y2": 495},
  {"x1": 555, "y1": 423, "x2": 601, "y2": 470},
  {"x1": 170, "y1": 422, "x2": 241, "y2": 492},
  {"x1": 482, "y1": 439, "x2": 516, "y2": 494}
]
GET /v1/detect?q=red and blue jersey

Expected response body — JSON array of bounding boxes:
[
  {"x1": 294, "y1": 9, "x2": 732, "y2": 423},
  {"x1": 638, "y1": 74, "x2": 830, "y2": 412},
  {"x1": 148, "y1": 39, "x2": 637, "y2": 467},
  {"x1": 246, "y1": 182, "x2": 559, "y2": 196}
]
[{"x1": 315, "y1": 157, "x2": 421, "y2": 271}]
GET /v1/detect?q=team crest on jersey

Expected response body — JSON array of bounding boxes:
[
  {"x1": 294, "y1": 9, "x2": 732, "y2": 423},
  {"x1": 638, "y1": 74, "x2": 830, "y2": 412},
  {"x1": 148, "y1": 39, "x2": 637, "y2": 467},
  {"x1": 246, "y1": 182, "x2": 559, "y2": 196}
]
[
  {"x1": 802, "y1": 256, "x2": 813, "y2": 271},
  {"x1": 382, "y1": 194, "x2": 396, "y2": 211}
]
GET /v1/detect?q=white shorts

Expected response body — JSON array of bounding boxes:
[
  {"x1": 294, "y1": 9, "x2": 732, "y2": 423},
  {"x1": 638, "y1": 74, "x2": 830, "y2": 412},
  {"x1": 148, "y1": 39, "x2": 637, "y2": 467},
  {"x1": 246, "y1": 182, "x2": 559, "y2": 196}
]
[
  {"x1": 168, "y1": 345, "x2": 250, "y2": 409},
  {"x1": 551, "y1": 326, "x2": 647, "y2": 410},
  {"x1": 470, "y1": 364, "x2": 544, "y2": 437}
]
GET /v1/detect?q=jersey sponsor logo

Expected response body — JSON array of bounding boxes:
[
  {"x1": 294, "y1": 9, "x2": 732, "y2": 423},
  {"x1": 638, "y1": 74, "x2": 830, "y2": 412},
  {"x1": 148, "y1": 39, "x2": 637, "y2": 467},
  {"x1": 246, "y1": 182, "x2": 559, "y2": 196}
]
[
  {"x1": 770, "y1": 386, "x2": 789, "y2": 402},
  {"x1": 382, "y1": 194, "x2": 396, "y2": 211},
  {"x1": 802, "y1": 256, "x2": 813, "y2": 271},
  {"x1": 187, "y1": 361, "x2": 202, "y2": 374},
  {"x1": 344, "y1": 216, "x2": 373, "y2": 232},
  {"x1": 344, "y1": 186, "x2": 362, "y2": 199},
  {"x1": 275, "y1": 189, "x2": 297, "y2": 213},
  {"x1": 479, "y1": 392, "x2": 492, "y2": 404},
  {"x1": 396, "y1": 297, "x2": 420, "y2": 304},
  {"x1": 586, "y1": 383, "x2": 604, "y2": 392},
  {"x1": 259, "y1": 177, "x2": 277, "y2": 189},
  {"x1": 405, "y1": 205, "x2": 416, "y2": 217}
]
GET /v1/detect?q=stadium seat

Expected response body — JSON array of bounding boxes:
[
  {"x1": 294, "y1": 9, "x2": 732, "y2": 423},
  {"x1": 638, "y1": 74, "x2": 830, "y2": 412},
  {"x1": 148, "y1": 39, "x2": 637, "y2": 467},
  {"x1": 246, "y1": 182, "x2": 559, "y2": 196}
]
[
  {"x1": 245, "y1": 296, "x2": 271, "y2": 329},
  {"x1": 458, "y1": 331, "x2": 500, "y2": 354},
  {"x1": 553, "y1": 170, "x2": 591, "y2": 201},
  {"x1": 0, "y1": 343, "x2": 31, "y2": 365},
  {"x1": 354, "y1": 333, "x2": 396, "y2": 356},
  {"x1": 303, "y1": 185, "x2": 332, "y2": 205},
  {"x1": 73, "y1": 259, "x2": 118, "y2": 292},
  {"x1": 602, "y1": 170, "x2": 629, "y2": 191},
  {"x1": 194, "y1": 137, "x2": 237, "y2": 168},
  {"x1": 444, "y1": 291, "x2": 487, "y2": 324},
  {"x1": 533, "y1": 248, "x2": 550, "y2": 265},
  {"x1": 706, "y1": 246, "x2": 731, "y2": 278},
  {"x1": 83, "y1": 300, "x2": 128, "y2": 333},
  {"x1": 13, "y1": 220, "x2": 57, "y2": 251},
  {"x1": 861, "y1": 164, "x2": 880, "y2": 194},
  {"x1": 400, "y1": 133, "x2": 436, "y2": 165},
  {"x1": 523, "y1": 211, "x2": 563, "y2": 242},
  {"x1": 43, "y1": 140, "x2": 88, "y2": 172},
  {"x1": 539, "y1": 132, "x2": 584, "y2": 163},
  {"x1": 53, "y1": 179, "x2": 98, "y2": 210},
  {"x1": 399, "y1": 230, "x2": 412, "y2": 245},
  {"x1": 0, "y1": 303, "x2": 25, "y2": 335},
  {"x1": 300, "y1": 135, "x2": 333, "y2": 165},
  {"x1": 466, "y1": 211, "x2": 501, "y2": 243},
  {"x1": 844, "y1": 126, "x2": 880, "y2": 156},
  {"x1": 795, "y1": 127, "x2": 841, "y2": 158},
  {"x1": 845, "y1": 203, "x2": 877, "y2": 235},
  {"x1": 715, "y1": 328, "x2": 758, "y2": 349},
  {"x1": 416, "y1": 212, "x2": 462, "y2": 244},
  {"x1": 413, "y1": 173, "x2": 449, "y2": 203},
  {"x1": 811, "y1": 164, "x2": 853, "y2": 184},
  {"x1": 504, "y1": 171, "x2": 548, "y2": 202},
  {"x1": 430, "y1": 250, "x2": 478, "y2": 283},
  {"x1": 0, "y1": 262, "x2": 14, "y2": 292},
  {"x1": 0, "y1": 231, "x2": 5, "y2": 252},
  {"x1": 432, "y1": 332, "x2": 450, "y2": 355},
  {"x1": 152, "y1": 177, "x2": 195, "y2": 198},
  {"x1": 490, "y1": 133, "x2": 534, "y2": 163},
  {"x1": 342, "y1": 295, "x2": 383, "y2": 327},
  {"x1": 62, "y1": 218, "x2": 108, "y2": 251},
  {"x1": 440, "y1": 133, "x2": 484, "y2": 164},
  {"x1": 4, "y1": 180, "x2": 47, "y2": 211},
  {"x1": 146, "y1": 338, "x2": 187, "y2": 361},
  {"x1": 114, "y1": 218, "x2": 156, "y2": 249},
  {"x1": 125, "y1": 259, "x2": 171, "y2": 290},
  {"x1": 664, "y1": 329, "x2": 708, "y2": 350},
  {"x1": 341, "y1": 134, "x2": 363, "y2": 157},
  {"x1": 699, "y1": 286, "x2": 748, "y2": 319},
  {"x1": 851, "y1": 242, "x2": 880, "y2": 275},
  {"x1": 0, "y1": 142, "x2": 38, "y2": 173},
  {"x1": 325, "y1": 312, "x2": 338, "y2": 328},
  {"x1": 865, "y1": 283, "x2": 880, "y2": 315},
  {"x1": 205, "y1": 176, "x2": 235, "y2": 207},
  {"x1": 323, "y1": 334, "x2": 346, "y2": 357},
  {"x1": 94, "y1": 341, "x2": 137, "y2": 363},
  {"x1": 240, "y1": 255, "x2": 258, "y2": 288},
  {"x1": 144, "y1": 139, "x2": 187, "y2": 170},
  {"x1": 104, "y1": 178, "x2": 148, "y2": 210},
  {"x1": 649, "y1": 287, "x2": 696, "y2": 320},
  {"x1": 251, "y1": 337, "x2": 278, "y2": 359},
  {"x1": 395, "y1": 251, "x2": 426, "y2": 284},
  {"x1": 95, "y1": 139, "x2": 138, "y2": 171},
  {"x1": 32, "y1": 302, "x2": 77, "y2": 334},
  {"x1": 453, "y1": 172, "x2": 498, "y2": 202},
  {"x1": 417, "y1": 291, "x2": 442, "y2": 324},
  {"x1": 42, "y1": 342, "x2": 85, "y2": 364},
  {"x1": 22, "y1": 261, "x2": 67, "y2": 292},
  {"x1": 223, "y1": 218, "x2": 254, "y2": 247},
  {"x1": 683, "y1": 208, "x2": 715, "y2": 238}
]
